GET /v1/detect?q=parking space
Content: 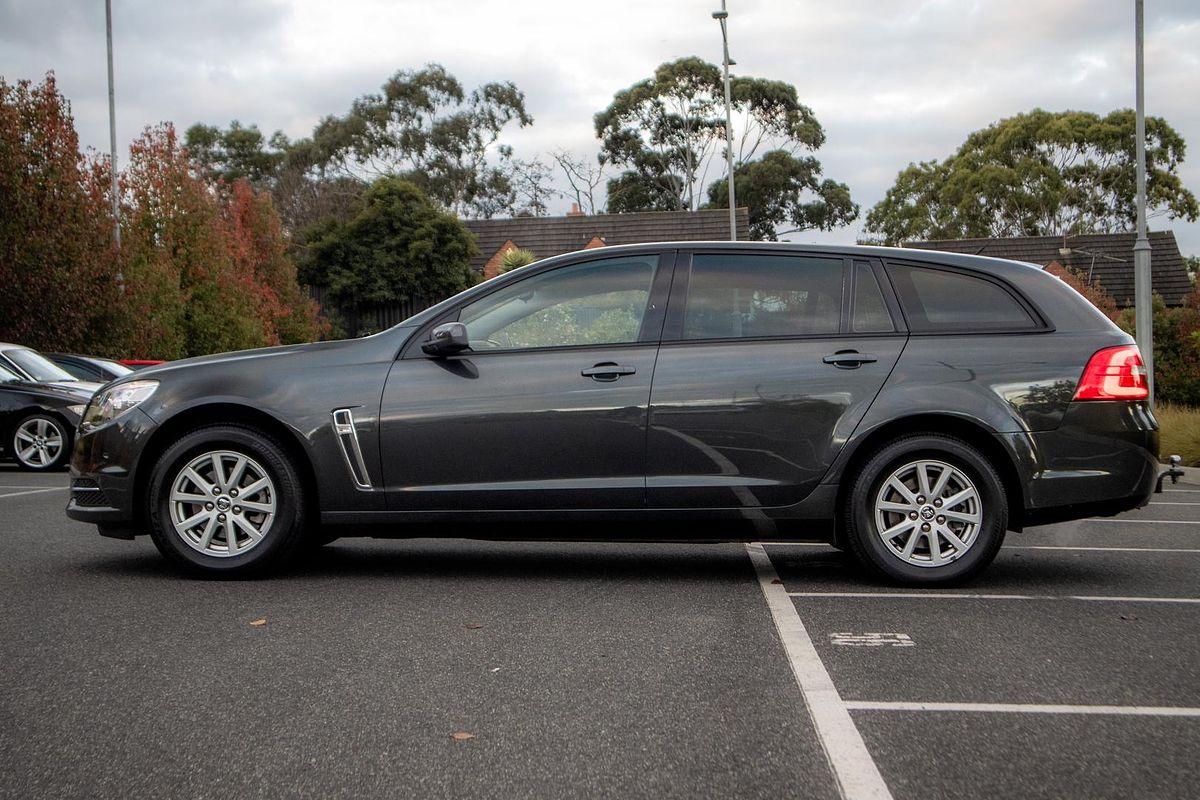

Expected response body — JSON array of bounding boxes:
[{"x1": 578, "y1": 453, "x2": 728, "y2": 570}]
[
  {"x1": 757, "y1": 482, "x2": 1200, "y2": 800},
  {"x1": 2, "y1": 468, "x2": 1198, "y2": 799}
]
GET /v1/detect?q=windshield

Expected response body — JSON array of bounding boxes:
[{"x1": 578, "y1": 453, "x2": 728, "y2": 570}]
[
  {"x1": 92, "y1": 358, "x2": 134, "y2": 377},
  {"x1": 3, "y1": 348, "x2": 78, "y2": 382}
]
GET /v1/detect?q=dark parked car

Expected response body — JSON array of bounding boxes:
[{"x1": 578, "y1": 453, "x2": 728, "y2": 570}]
[
  {"x1": 67, "y1": 243, "x2": 1158, "y2": 583},
  {"x1": 0, "y1": 343, "x2": 103, "y2": 393},
  {"x1": 45, "y1": 353, "x2": 134, "y2": 383},
  {"x1": 1, "y1": 362, "x2": 91, "y2": 470}
]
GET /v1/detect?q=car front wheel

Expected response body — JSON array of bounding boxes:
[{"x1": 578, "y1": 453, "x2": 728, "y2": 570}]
[
  {"x1": 11, "y1": 413, "x2": 71, "y2": 471},
  {"x1": 845, "y1": 433, "x2": 1007, "y2": 585},
  {"x1": 147, "y1": 425, "x2": 307, "y2": 576}
]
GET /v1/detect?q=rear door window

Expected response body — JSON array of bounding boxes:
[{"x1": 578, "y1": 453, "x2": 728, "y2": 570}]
[
  {"x1": 678, "y1": 253, "x2": 845, "y2": 340},
  {"x1": 888, "y1": 263, "x2": 1037, "y2": 332}
]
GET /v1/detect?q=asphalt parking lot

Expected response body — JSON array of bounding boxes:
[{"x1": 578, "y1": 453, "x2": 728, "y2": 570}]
[{"x1": 2, "y1": 464, "x2": 1198, "y2": 799}]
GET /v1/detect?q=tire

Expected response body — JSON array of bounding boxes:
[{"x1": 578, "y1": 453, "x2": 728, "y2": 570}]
[
  {"x1": 146, "y1": 424, "x2": 307, "y2": 577},
  {"x1": 844, "y1": 433, "x2": 1008, "y2": 586},
  {"x1": 11, "y1": 413, "x2": 72, "y2": 471}
]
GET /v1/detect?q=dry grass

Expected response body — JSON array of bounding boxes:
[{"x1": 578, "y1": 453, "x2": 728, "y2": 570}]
[{"x1": 1154, "y1": 402, "x2": 1200, "y2": 466}]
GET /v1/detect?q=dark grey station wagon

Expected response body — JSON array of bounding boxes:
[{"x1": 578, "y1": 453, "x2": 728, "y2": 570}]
[{"x1": 67, "y1": 243, "x2": 1158, "y2": 584}]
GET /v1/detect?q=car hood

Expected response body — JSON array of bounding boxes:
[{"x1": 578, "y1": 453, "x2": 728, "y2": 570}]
[
  {"x1": 132, "y1": 340, "x2": 353, "y2": 377},
  {"x1": 4, "y1": 380, "x2": 96, "y2": 403}
]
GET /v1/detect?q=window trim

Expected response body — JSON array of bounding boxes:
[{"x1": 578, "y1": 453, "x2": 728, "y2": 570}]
[{"x1": 882, "y1": 259, "x2": 1054, "y2": 335}]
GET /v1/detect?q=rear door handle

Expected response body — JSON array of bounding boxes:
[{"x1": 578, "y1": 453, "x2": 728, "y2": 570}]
[
  {"x1": 581, "y1": 362, "x2": 637, "y2": 382},
  {"x1": 823, "y1": 351, "x2": 877, "y2": 369}
]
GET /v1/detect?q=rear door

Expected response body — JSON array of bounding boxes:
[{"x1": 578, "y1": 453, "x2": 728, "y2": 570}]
[{"x1": 646, "y1": 252, "x2": 906, "y2": 509}]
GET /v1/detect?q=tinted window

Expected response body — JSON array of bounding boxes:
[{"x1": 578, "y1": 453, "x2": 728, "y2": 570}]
[
  {"x1": 459, "y1": 256, "x2": 657, "y2": 349},
  {"x1": 852, "y1": 262, "x2": 894, "y2": 333},
  {"x1": 889, "y1": 264, "x2": 1036, "y2": 331},
  {"x1": 681, "y1": 254, "x2": 844, "y2": 339},
  {"x1": 54, "y1": 359, "x2": 100, "y2": 380},
  {"x1": 2, "y1": 349, "x2": 77, "y2": 382}
]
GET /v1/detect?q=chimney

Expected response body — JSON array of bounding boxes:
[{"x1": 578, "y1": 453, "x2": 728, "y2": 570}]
[{"x1": 567, "y1": 202, "x2": 584, "y2": 217}]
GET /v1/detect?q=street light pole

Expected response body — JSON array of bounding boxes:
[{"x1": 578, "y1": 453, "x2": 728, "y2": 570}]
[
  {"x1": 1133, "y1": 0, "x2": 1153, "y2": 402},
  {"x1": 713, "y1": 2, "x2": 737, "y2": 241},
  {"x1": 106, "y1": 0, "x2": 123, "y2": 286}
]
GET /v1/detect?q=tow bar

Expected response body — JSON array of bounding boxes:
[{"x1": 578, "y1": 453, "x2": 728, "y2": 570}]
[{"x1": 1156, "y1": 454, "x2": 1185, "y2": 493}]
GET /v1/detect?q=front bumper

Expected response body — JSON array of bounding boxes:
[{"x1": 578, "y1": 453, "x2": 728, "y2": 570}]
[{"x1": 65, "y1": 407, "x2": 158, "y2": 535}]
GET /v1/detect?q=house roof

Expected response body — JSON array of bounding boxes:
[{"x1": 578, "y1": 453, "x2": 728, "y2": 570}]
[
  {"x1": 463, "y1": 208, "x2": 750, "y2": 274},
  {"x1": 903, "y1": 231, "x2": 1192, "y2": 307}
]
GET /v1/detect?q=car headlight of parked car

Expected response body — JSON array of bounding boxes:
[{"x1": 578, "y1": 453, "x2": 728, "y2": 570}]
[
  {"x1": 80, "y1": 380, "x2": 158, "y2": 432},
  {"x1": 66, "y1": 404, "x2": 87, "y2": 418}
]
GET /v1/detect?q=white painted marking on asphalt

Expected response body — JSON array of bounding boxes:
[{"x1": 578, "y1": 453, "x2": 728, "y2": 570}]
[
  {"x1": 1090, "y1": 519, "x2": 1200, "y2": 525},
  {"x1": 745, "y1": 543, "x2": 893, "y2": 800},
  {"x1": 1006, "y1": 545, "x2": 1200, "y2": 554},
  {"x1": 0, "y1": 487, "x2": 68, "y2": 499},
  {"x1": 1149, "y1": 502, "x2": 1200, "y2": 506},
  {"x1": 786, "y1": 592, "x2": 1200, "y2": 604},
  {"x1": 831, "y1": 633, "x2": 915, "y2": 648},
  {"x1": 843, "y1": 701, "x2": 1200, "y2": 718}
]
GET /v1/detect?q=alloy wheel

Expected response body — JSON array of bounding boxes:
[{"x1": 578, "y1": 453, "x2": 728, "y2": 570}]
[
  {"x1": 14, "y1": 417, "x2": 65, "y2": 468},
  {"x1": 168, "y1": 450, "x2": 277, "y2": 557},
  {"x1": 872, "y1": 459, "x2": 982, "y2": 568}
]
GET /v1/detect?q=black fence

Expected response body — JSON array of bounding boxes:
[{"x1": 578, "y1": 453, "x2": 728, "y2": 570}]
[{"x1": 308, "y1": 287, "x2": 439, "y2": 337}]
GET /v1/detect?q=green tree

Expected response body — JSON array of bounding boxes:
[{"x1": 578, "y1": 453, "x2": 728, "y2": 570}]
[
  {"x1": 706, "y1": 149, "x2": 857, "y2": 240},
  {"x1": 298, "y1": 64, "x2": 532, "y2": 218},
  {"x1": 299, "y1": 177, "x2": 478, "y2": 308},
  {"x1": 184, "y1": 120, "x2": 286, "y2": 185},
  {"x1": 864, "y1": 109, "x2": 1200, "y2": 244},
  {"x1": 594, "y1": 57, "x2": 854, "y2": 237},
  {"x1": 0, "y1": 73, "x2": 123, "y2": 352}
]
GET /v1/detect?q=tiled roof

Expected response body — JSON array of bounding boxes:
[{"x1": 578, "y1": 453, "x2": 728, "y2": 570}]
[
  {"x1": 903, "y1": 231, "x2": 1191, "y2": 307},
  {"x1": 463, "y1": 208, "x2": 750, "y2": 273}
]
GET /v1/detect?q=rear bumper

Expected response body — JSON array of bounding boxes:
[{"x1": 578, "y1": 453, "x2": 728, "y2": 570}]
[{"x1": 1004, "y1": 400, "x2": 1158, "y2": 527}]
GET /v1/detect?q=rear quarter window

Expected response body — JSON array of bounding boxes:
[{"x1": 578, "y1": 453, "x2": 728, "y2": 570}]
[{"x1": 888, "y1": 263, "x2": 1039, "y2": 332}]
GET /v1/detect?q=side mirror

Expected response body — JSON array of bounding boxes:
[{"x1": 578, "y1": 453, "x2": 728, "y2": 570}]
[{"x1": 422, "y1": 322, "x2": 470, "y2": 356}]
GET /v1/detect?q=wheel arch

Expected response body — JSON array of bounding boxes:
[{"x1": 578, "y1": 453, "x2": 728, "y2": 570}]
[
  {"x1": 832, "y1": 413, "x2": 1026, "y2": 545},
  {"x1": 133, "y1": 403, "x2": 320, "y2": 527}
]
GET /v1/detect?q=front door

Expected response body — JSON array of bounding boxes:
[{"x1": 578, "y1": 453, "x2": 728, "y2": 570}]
[{"x1": 379, "y1": 252, "x2": 671, "y2": 511}]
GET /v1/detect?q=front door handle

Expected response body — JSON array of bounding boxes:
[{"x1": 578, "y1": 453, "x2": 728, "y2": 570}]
[
  {"x1": 581, "y1": 362, "x2": 637, "y2": 382},
  {"x1": 822, "y1": 351, "x2": 878, "y2": 369}
]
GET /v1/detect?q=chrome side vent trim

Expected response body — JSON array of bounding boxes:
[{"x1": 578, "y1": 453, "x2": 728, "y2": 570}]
[{"x1": 332, "y1": 408, "x2": 373, "y2": 490}]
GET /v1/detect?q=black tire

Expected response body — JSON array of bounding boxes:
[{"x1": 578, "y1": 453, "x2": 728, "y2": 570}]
[
  {"x1": 844, "y1": 433, "x2": 1007, "y2": 586},
  {"x1": 10, "y1": 412, "x2": 72, "y2": 471},
  {"x1": 147, "y1": 424, "x2": 307, "y2": 577}
]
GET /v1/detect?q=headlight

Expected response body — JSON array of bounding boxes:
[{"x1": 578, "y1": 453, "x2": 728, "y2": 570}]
[
  {"x1": 80, "y1": 380, "x2": 158, "y2": 432},
  {"x1": 66, "y1": 404, "x2": 87, "y2": 417}
]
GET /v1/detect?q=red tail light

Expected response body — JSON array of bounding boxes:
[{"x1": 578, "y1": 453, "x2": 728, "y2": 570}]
[{"x1": 1073, "y1": 345, "x2": 1149, "y2": 401}]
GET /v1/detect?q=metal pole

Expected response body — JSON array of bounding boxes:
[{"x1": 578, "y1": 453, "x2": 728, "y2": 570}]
[
  {"x1": 714, "y1": 2, "x2": 737, "y2": 240},
  {"x1": 1133, "y1": 0, "x2": 1153, "y2": 402},
  {"x1": 106, "y1": 0, "x2": 123, "y2": 285}
]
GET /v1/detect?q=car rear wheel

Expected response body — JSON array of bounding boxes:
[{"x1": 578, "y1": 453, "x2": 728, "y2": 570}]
[
  {"x1": 147, "y1": 424, "x2": 307, "y2": 576},
  {"x1": 845, "y1": 433, "x2": 1007, "y2": 585},
  {"x1": 11, "y1": 413, "x2": 71, "y2": 471}
]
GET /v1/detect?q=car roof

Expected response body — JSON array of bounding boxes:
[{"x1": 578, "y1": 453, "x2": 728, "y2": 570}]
[{"x1": 540, "y1": 241, "x2": 1047, "y2": 280}]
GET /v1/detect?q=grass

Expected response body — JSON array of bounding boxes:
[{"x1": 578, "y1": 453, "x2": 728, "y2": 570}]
[{"x1": 1154, "y1": 402, "x2": 1200, "y2": 466}]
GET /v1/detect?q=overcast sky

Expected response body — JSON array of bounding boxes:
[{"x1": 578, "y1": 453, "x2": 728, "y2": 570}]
[{"x1": 3, "y1": 0, "x2": 1198, "y2": 256}]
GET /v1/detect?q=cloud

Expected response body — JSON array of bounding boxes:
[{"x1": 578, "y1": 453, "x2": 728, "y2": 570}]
[{"x1": 2, "y1": 0, "x2": 1197, "y2": 253}]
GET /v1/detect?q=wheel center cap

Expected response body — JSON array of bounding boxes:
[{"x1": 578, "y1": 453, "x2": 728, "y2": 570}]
[
  {"x1": 216, "y1": 497, "x2": 232, "y2": 512},
  {"x1": 920, "y1": 505, "x2": 936, "y2": 520}
]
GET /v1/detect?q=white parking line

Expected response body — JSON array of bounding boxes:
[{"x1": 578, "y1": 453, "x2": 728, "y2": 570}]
[
  {"x1": 1006, "y1": 545, "x2": 1200, "y2": 554},
  {"x1": 843, "y1": 701, "x2": 1200, "y2": 718},
  {"x1": 1090, "y1": 519, "x2": 1200, "y2": 525},
  {"x1": 1149, "y1": 502, "x2": 1200, "y2": 506},
  {"x1": 786, "y1": 592, "x2": 1200, "y2": 604},
  {"x1": 745, "y1": 543, "x2": 893, "y2": 800},
  {"x1": 0, "y1": 487, "x2": 67, "y2": 499}
]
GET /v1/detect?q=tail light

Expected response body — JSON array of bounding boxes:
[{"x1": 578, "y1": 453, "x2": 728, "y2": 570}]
[{"x1": 1073, "y1": 345, "x2": 1149, "y2": 401}]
